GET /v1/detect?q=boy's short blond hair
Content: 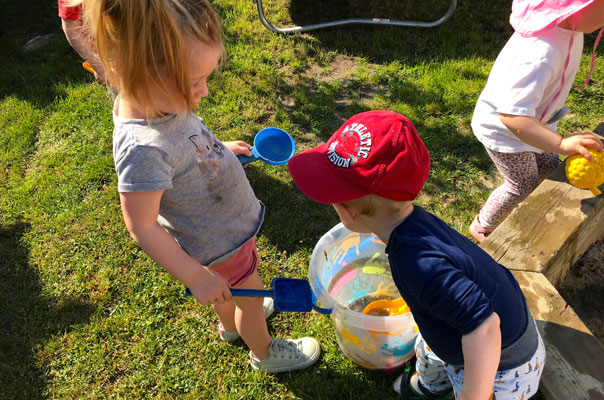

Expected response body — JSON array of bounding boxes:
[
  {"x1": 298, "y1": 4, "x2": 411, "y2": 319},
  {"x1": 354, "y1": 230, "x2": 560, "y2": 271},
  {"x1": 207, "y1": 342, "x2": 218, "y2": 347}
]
[{"x1": 342, "y1": 195, "x2": 410, "y2": 218}]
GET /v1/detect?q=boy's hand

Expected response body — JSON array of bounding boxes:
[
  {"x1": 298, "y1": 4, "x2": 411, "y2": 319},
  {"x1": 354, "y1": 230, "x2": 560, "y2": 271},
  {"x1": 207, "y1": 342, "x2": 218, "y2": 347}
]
[
  {"x1": 188, "y1": 266, "x2": 232, "y2": 306},
  {"x1": 560, "y1": 132, "x2": 604, "y2": 161},
  {"x1": 225, "y1": 141, "x2": 252, "y2": 157}
]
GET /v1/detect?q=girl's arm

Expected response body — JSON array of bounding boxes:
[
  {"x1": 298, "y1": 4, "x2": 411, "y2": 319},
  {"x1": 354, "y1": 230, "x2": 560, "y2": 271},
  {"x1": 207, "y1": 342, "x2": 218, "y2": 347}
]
[
  {"x1": 457, "y1": 312, "x2": 501, "y2": 400},
  {"x1": 500, "y1": 114, "x2": 603, "y2": 160},
  {"x1": 120, "y1": 190, "x2": 232, "y2": 305},
  {"x1": 61, "y1": 18, "x2": 106, "y2": 82}
]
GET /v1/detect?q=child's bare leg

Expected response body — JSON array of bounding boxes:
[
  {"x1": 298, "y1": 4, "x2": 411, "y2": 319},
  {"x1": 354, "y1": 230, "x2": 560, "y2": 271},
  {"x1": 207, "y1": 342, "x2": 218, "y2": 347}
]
[
  {"x1": 233, "y1": 271, "x2": 272, "y2": 360},
  {"x1": 212, "y1": 300, "x2": 236, "y2": 332}
]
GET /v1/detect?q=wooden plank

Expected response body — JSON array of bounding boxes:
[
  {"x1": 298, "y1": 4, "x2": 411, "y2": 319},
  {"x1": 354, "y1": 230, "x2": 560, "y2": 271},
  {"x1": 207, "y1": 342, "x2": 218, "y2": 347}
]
[
  {"x1": 510, "y1": 271, "x2": 604, "y2": 400},
  {"x1": 510, "y1": 270, "x2": 591, "y2": 334},
  {"x1": 537, "y1": 320, "x2": 604, "y2": 400},
  {"x1": 481, "y1": 135, "x2": 604, "y2": 286}
]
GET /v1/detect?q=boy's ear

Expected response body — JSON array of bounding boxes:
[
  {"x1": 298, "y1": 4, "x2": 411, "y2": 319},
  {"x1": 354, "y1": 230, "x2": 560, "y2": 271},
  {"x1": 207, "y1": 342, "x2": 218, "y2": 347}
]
[{"x1": 338, "y1": 202, "x2": 361, "y2": 221}]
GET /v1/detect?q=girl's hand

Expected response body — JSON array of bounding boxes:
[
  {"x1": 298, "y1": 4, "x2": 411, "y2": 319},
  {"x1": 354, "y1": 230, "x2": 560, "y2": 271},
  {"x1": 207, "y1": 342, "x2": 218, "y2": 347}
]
[
  {"x1": 560, "y1": 132, "x2": 604, "y2": 161},
  {"x1": 188, "y1": 266, "x2": 232, "y2": 306},
  {"x1": 119, "y1": 190, "x2": 232, "y2": 307},
  {"x1": 225, "y1": 141, "x2": 252, "y2": 157}
]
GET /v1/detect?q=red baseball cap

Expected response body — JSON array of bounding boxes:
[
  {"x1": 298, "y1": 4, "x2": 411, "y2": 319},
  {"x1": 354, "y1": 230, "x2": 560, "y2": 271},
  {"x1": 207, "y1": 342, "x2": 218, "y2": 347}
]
[{"x1": 288, "y1": 110, "x2": 430, "y2": 204}]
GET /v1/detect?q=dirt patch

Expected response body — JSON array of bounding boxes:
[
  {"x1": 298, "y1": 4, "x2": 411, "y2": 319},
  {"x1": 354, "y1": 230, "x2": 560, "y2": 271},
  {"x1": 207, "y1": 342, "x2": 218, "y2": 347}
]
[
  {"x1": 558, "y1": 240, "x2": 604, "y2": 345},
  {"x1": 303, "y1": 54, "x2": 364, "y2": 83},
  {"x1": 279, "y1": 55, "x2": 384, "y2": 112},
  {"x1": 334, "y1": 86, "x2": 388, "y2": 108}
]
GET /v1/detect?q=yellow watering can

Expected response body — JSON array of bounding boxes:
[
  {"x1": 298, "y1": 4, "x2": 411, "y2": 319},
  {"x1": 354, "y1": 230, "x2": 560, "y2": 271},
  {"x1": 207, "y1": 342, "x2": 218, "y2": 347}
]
[
  {"x1": 362, "y1": 297, "x2": 409, "y2": 317},
  {"x1": 565, "y1": 148, "x2": 604, "y2": 196}
]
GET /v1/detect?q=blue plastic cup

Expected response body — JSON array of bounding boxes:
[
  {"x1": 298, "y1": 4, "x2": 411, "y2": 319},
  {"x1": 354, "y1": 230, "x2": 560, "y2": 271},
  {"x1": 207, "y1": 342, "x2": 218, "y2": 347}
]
[{"x1": 237, "y1": 127, "x2": 296, "y2": 166}]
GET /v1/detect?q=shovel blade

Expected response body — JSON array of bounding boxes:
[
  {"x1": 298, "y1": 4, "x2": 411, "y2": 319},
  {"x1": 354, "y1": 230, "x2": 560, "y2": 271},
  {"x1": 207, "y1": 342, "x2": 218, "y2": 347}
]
[{"x1": 271, "y1": 278, "x2": 313, "y2": 312}]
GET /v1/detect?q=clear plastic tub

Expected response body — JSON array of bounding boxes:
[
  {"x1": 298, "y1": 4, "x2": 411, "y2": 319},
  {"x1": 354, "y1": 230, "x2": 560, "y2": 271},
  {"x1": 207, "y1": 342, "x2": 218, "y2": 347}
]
[{"x1": 309, "y1": 223, "x2": 418, "y2": 370}]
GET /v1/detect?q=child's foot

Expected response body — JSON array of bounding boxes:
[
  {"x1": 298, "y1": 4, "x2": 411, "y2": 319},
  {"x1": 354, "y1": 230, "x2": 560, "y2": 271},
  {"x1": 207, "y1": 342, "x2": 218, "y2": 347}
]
[
  {"x1": 469, "y1": 215, "x2": 495, "y2": 243},
  {"x1": 393, "y1": 364, "x2": 454, "y2": 399},
  {"x1": 249, "y1": 337, "x2": 321, "y2": 373},
  {"x1": 219, "y1": 297, "x2": 275, "y2": 343}
]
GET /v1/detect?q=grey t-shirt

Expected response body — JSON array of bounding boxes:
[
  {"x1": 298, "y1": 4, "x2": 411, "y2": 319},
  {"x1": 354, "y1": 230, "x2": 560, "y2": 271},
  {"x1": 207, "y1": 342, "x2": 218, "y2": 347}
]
[{"x1": 113, "y1": 104, "x2": 264, "y2": 266}]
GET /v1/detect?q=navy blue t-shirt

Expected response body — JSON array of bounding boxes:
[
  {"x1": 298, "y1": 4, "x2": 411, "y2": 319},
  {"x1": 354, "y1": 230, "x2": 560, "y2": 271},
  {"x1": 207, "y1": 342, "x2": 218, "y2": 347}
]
[{"x1": 386, "y1": 206, "x2": 529, "y2": 366}]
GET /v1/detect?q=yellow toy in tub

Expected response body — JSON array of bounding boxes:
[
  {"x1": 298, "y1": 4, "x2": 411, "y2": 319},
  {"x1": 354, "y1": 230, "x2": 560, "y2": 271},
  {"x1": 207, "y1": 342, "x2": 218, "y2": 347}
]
[{"x1": 362, "y1": 297, "x2": 410, "y2": 317}]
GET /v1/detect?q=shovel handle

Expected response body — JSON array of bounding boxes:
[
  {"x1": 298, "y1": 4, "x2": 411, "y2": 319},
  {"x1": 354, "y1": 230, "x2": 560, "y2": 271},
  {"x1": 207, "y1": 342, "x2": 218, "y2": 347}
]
[
  {"x1": 236, "y1": 154, "x2": 257, "y2": 166},
  {"x1": 230, "y1": 288, "x2": 273, "y2": 297},
  {"x1": 183, "y1": 287, "x2": 273, "y2": 297}
]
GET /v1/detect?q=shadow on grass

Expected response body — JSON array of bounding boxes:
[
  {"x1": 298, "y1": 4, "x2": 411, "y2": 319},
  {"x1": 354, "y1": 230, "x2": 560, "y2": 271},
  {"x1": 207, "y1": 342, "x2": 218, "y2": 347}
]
[
  {"x1": 0, "y1": 0, "x2": 95, "y2": 108},
  {"x1": 276, "y1": 362, "x2": 410, "y2": 400},
  {"x1": 262, "y1": 0, "x2": 514, "y2": 62},
  {"x1": 275, "y1": 68, "x2": 494, "y2": 200},
  {"x1": 246, "y1": 166, "x2": 341, "y2": 253},
  {"x1": 280, "y1": 361, "x2": 548, "y2": 399},
  {"x1": 0, "y1": 221, "x2": 96, "y2": 400},
  {"x1": 251, "y1": 0, "x2": 604, "y2": 74}
]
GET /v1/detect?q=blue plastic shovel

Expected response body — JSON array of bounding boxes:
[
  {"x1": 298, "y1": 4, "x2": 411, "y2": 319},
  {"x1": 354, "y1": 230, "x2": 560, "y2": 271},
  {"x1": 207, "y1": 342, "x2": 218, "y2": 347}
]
[
  {"x1": 185, "y1": 277, "x2": 331, "y2": 314},
  {"x1": 237, "y1": 128, "x2": 296, "y2": 166}
]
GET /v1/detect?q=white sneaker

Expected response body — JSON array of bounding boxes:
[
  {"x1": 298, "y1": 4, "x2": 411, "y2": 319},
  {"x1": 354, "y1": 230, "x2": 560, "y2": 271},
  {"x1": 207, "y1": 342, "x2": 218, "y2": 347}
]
[
  {"x1": 249, "y1": 337, "x2": 321, "y2": 373},
  {"x1": 219, "y1": 297, "x2": 275, "y2": 343}
]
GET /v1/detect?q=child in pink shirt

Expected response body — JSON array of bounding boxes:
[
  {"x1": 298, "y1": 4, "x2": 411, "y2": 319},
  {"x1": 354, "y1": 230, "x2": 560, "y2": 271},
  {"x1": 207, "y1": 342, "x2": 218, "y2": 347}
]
[{"x1": 470, "y1": 0, "x2": 604, "y2": 242}]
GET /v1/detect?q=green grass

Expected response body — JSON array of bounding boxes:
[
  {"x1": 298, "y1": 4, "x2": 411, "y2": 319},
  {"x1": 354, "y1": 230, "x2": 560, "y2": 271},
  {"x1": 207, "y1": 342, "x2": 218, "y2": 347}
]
[{"x1": 2, "y1": 0, "x2": 603, "y2": 398}]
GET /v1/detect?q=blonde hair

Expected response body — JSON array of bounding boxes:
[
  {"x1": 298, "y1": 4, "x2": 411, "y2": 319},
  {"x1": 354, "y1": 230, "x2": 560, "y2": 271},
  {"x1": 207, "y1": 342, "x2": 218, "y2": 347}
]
[
  {"x1": 81, "y1": 0, "x2": 223, "y2": 115},
  {"x1": 342, "y1": 195, "x2": 410, "y2": 217}
]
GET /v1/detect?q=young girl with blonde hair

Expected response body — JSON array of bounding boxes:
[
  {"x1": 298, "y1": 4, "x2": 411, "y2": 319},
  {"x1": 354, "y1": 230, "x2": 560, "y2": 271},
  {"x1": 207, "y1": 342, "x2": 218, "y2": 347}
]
[{"x1": 80, "y1": 0, "x2": 320, "y2": 373}]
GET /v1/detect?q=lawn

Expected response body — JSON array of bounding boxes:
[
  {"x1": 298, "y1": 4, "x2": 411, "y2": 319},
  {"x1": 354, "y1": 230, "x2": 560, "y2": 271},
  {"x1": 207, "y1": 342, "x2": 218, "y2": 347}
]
[{"x1": 1, "y1": 0, "x2": 603, "y2": 398}]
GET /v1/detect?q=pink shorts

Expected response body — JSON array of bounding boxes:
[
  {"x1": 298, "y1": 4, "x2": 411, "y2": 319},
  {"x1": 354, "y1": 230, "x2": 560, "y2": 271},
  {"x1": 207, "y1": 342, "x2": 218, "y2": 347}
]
[{"x1": 211, "y1": 238, "x2": 258, "y2": 287}]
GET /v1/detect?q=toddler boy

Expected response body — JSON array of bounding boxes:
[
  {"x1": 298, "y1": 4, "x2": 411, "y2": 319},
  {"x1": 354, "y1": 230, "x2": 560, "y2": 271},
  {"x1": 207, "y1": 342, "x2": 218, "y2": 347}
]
[{"x1": 288, "y1": 110, "x2": 544, "y2": 399}]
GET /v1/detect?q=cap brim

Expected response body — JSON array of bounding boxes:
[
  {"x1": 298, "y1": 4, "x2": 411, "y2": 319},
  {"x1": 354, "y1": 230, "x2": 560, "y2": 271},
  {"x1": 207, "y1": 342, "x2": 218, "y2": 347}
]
[{"x1": 288, "y1": 144, "x2": 368, "y2": 204}]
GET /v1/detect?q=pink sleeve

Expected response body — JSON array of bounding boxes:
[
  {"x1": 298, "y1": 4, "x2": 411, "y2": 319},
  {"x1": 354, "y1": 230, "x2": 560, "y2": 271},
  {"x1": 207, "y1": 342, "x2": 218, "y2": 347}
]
[{"x1": 58, "y1": 0, "x2": 80, "y2": 21}]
